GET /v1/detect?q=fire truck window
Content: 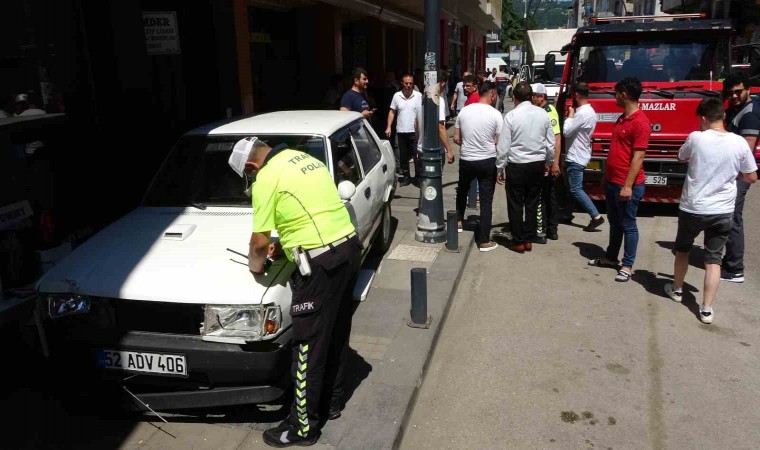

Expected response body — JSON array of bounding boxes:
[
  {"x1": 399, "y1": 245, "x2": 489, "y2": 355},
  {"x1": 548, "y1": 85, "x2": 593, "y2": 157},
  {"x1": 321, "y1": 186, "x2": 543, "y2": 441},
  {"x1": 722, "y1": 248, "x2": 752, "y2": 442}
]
[{"x1": 579, "y1": 42, "x2": 721, "y2": 83}]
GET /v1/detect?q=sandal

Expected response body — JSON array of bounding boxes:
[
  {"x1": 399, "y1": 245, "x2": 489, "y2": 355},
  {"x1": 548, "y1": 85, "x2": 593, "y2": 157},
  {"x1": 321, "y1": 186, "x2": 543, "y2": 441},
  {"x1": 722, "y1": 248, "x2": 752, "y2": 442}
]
[
  {"x1": 587, "y1": 258, "x2": 618, "y2": 268},
  {"x1": 615, "y1": 269, "x2": 632, "y2": 282}
]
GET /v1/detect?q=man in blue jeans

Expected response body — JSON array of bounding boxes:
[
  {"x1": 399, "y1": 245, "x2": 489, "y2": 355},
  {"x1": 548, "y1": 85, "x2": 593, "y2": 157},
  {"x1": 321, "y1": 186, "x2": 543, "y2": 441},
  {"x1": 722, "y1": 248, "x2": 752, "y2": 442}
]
[
  {"x1": 562, "y1": 82, "x2": 604, "y2": 231},
  {"x1": 587, "y1": 77, "x2": 650, "y2": 282}
]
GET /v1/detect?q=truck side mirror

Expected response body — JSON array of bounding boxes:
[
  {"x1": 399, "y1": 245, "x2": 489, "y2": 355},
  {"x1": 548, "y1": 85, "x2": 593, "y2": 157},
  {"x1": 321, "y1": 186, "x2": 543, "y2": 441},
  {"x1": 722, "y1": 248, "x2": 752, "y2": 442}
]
[
  {"x1": 751, "y1": 46, "x2": 760, "y2": 85},
  {"x1": 544, "y1": 54, "x2": 557, "y2": 82}
]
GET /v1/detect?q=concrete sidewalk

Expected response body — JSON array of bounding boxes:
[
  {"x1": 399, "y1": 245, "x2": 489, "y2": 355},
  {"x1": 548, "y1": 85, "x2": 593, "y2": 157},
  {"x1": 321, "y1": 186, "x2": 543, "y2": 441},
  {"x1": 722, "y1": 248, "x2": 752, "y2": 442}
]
[{"x1": 80, "y1": 127, "x2": 475, "y2": 450}]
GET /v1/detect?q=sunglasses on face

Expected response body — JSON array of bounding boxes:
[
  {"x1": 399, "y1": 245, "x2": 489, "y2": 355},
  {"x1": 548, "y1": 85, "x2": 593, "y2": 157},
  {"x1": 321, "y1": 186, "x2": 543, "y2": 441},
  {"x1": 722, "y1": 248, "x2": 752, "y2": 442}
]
[{"x1": 729, "y1": 88, "x2": 746, "y2": 97}]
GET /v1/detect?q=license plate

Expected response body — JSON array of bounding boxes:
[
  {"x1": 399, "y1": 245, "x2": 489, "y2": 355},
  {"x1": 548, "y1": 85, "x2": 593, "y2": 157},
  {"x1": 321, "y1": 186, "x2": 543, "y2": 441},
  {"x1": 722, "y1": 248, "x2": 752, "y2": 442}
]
[
  {"x1": 97, "y1": 349, "x2": 187, "y2": 376},
  {"x1": 645, "y1": 175, "x2": 668, "y2": 186},
  {"x1": 587, "y1": 160, "x2": 601, "y2": 171}
]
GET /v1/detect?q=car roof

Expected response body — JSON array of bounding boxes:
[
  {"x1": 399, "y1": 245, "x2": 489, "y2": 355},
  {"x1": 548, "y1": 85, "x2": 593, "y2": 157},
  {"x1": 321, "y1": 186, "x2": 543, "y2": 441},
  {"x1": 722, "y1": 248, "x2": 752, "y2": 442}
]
[{"x1": 184, "y1": 111, "x2": 364, "y2": 137}]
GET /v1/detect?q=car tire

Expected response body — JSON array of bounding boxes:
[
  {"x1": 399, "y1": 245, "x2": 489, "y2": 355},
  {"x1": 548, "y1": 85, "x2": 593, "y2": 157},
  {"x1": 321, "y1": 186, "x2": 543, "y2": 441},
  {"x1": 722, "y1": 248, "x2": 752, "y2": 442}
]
[{"x1": 371, "y1": 202, "x2": 393, "y2": 255}]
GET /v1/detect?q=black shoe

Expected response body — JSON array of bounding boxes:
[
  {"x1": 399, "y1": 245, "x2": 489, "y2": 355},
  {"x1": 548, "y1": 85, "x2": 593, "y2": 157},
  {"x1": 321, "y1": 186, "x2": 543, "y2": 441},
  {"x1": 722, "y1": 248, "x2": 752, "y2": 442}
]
[
  {"x1": 547, "y1": 230, "x2": 558, "y2": 240},
  {"x1": 328, "y1": 403, "x2": 342, "y2": 420},
  {"x1": 411, "y1": 177, "x2": 421, "y2": 187},
  {"x1": 720, "y1": 270, "x2": 745, "y2": 283},
  {"x1": 398, "y1": 176, "x2": 412, "y2": 186},
  {"x1": 263, "y1": 420, "x2": 320, "y2": 448},
  {"x1": 559, "y1": 215, "x2": 574, "y2": 225},
  {"x1": 531, "y1": 236, "x2": 547, "y2": 244},
  {"x1": 583, "y1": 216, "x2": 605, "y2": 232}
]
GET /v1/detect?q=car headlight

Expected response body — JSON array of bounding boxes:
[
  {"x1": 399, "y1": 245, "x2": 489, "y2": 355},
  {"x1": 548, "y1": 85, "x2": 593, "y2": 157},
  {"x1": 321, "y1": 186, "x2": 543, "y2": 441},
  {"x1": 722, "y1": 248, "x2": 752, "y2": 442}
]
[
  {"x1": 47, "y1": 294, "x2": 91, "y2": 319},
  {"x1": 202, "y1": 304, "x2": 281, "y2": 341}
]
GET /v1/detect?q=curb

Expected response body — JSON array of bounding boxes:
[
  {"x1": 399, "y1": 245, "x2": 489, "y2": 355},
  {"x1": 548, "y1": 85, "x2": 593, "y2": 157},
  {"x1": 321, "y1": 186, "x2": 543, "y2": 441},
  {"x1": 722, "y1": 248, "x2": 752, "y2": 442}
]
[{"x1": 392, "y1": 231, "x2": 475, "y2": 449}]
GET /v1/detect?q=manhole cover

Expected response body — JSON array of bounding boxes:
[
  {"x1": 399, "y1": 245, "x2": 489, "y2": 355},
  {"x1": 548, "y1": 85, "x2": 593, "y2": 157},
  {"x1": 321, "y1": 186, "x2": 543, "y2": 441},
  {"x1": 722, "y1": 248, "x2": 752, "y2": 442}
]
[{"x1": 387, "y1": 244, "x2": 440, "y2": 262}]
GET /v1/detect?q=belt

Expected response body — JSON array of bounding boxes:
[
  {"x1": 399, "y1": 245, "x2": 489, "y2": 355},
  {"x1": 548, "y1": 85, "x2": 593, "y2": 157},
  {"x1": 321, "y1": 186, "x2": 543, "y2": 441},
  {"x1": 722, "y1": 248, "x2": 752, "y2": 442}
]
[{"x1": 305, "y1": 232, "x2": 357, "y2": 260}]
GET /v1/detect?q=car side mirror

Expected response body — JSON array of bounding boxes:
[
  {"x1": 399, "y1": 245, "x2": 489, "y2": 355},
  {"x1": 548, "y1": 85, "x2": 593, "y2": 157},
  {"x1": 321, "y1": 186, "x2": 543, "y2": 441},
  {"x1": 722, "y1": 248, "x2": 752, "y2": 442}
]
[
  {"x1": 544, "y1": 54, "x2": 557, "y2": 82},
  {"x1": 337, "y1": 180, "x2": 356, "y2": 201}
]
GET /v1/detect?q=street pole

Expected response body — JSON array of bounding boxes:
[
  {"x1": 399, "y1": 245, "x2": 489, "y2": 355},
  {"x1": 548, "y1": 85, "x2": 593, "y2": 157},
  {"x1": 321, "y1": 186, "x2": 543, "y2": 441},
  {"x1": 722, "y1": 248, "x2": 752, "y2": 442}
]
[
  {"x1": 416, "y1": 0, "x2": 446, "y2": 244},
  {"x1": 522, "y1": 0, "x2": 527, "y2": 66}
]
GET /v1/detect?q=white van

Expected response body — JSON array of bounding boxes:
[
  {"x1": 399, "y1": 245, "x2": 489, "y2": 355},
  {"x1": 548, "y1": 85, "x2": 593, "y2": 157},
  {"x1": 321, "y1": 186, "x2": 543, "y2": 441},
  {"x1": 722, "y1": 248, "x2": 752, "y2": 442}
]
[{"x1": 486, "y1": 57, "x2": 508, "y2": 72}]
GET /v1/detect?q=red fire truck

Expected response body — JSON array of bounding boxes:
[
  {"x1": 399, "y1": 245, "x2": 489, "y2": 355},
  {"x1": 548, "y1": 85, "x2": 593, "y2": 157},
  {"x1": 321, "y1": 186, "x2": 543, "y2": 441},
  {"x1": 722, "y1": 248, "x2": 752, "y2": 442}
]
[{"x1": 554, "y1": 14, "x2": 760, "y2": 203}]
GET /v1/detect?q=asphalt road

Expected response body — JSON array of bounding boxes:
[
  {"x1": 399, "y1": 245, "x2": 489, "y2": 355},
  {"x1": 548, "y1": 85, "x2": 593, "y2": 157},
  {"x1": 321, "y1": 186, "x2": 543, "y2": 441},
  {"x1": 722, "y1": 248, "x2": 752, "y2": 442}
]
[{"x1": 401, "y1": 148, "x2": 760, "y2": 448}]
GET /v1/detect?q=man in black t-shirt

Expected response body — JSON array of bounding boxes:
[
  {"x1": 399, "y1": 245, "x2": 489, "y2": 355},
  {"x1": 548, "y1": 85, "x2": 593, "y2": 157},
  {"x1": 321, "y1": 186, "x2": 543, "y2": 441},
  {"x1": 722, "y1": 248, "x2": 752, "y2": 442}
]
[
  {"x1": 340, "y1": 67, "x2": 373, "y2": 120},
  {"x1": 721, "y1": 74, "x2": 760, "y2": 283}
]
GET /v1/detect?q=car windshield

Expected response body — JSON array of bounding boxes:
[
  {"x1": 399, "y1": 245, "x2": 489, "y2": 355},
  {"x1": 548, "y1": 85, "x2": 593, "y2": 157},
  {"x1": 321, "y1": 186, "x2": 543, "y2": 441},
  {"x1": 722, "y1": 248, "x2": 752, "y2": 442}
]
[
  {"x1": 577, "y1": 36, "x2": 730, "y2": 83},
  {"x1": 144, "y1": 134, "x2": 327, "y2": 208}
]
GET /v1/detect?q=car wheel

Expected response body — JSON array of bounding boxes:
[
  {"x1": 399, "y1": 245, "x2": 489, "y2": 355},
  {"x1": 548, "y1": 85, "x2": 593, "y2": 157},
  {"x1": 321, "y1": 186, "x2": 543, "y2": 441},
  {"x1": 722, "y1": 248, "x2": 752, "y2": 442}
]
[{"x1": 371, "y1": 202, "x2": 392, "y2": 255}]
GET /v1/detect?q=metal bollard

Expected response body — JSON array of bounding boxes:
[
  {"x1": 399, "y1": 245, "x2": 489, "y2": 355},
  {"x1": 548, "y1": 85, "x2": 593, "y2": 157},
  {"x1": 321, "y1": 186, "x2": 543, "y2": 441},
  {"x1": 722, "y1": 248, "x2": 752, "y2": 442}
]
[
  {"x1": 407, "y1": 268, "x2": 432, "y2": 329},
  {"x1": 467, "y1": 178, "x2": 477, "y2": 209},
  {"x1": 445, "y1": 210, "x2": 459, "y2": 252}
]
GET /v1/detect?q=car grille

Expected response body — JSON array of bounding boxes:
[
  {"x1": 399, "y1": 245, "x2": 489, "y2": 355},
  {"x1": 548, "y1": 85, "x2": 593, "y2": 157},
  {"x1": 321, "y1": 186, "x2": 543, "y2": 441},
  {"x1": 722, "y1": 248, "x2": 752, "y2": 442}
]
[
  {"x1": 644, "y1": 161, "x2": 687, "y2": 177},
  {"x1": 80, "y1": 297, "x2": 204, "y2": 335},
  {"x1": 593, "y1": 139, "x2": 682, "y2": 155}
]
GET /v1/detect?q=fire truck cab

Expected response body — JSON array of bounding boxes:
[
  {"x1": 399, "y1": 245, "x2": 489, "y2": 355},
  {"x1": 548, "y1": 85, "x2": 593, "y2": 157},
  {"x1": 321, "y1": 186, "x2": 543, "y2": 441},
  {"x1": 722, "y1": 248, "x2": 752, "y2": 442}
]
[{"x1": 555, "y1": 14, "x2": 750, "y2": 203}]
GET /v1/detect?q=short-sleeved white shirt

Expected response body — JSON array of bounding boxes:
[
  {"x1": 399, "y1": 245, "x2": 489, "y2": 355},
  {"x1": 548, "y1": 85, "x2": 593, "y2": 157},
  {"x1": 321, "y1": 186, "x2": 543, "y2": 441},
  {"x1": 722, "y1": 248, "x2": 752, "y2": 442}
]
[
  {"x1": 678, "y1": 129, "x2": 758, "y2": 215},
  {"x1": 455, "y1": 103, "x2": 503, "y2": 161},
  {"x1": 389, "y1": 90, "x2": 422, "y2": 133},
  {"x1": 454, "y1": 82, "x2": 466, "y2": 110},
  {"x1": 416, "y1": 96, "x2": 447, "y2": 152}
]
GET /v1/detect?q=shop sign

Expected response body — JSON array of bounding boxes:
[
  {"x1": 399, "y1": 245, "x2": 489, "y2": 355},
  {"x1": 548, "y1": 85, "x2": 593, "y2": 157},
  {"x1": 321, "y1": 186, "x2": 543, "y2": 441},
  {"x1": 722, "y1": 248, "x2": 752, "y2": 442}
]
[
  {"x1": 0, "y1": 200, "x2": 33, "y2": 231},
  {"x1": 143, "y1": 12, "x2": 181, "y2": 55}
]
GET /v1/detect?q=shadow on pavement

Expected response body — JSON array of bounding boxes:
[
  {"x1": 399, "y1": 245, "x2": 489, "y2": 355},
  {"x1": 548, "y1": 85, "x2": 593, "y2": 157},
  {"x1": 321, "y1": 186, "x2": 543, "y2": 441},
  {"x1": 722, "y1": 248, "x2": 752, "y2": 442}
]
[
  {"x1": 572, "y1": 241, "x2": 608, "y2": 262},
  {"x1": 655, "y1": 240, "x2": 706, "y2": 270},
  {"x1": 630, "y1": 270, "x2": 702, "y2": 320}
]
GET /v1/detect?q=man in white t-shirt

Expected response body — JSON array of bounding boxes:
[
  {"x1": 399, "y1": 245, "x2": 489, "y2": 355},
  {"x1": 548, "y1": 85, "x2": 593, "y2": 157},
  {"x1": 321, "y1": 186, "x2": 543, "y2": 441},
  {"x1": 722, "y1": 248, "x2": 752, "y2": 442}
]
[
  {"x1": 453, "y1": 81, "x2": 502, "y2": 252},
  {"x1": 664, "y1": 98, "x2": 758, "y2": 324},
  {"x1": 449, "y1": 71, "x2": 471, "y2": 117},
  {"x1": 416, "y1": 70, "x2": 455, "y2": 176},
  {"x1": 386, "y1": 73, "x2": 422, "y2": 186},
  {"x1": 562, "y1": 82, "x2": 603, "y2": 231}
]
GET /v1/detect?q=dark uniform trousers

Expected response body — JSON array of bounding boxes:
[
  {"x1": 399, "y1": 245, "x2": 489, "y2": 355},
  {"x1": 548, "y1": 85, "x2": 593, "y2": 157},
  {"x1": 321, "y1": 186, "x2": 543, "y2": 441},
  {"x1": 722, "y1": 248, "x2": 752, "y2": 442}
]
[
  {"x1": 287, "y1": 236, "x2": 361, "y2": 437},
  {"x1": 538, "y1": 173, "x2": 560, "y2": 236}
]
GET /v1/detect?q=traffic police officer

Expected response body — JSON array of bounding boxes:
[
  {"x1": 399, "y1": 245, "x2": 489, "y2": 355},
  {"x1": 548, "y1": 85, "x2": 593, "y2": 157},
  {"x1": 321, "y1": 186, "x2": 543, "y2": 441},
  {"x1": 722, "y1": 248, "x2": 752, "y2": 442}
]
[
  {"x1": 231, "y1": 137, "x2": 361, "y2": 447},
  {"x1": 531, "y1": 83, "x2": 562, "y2": 242}
]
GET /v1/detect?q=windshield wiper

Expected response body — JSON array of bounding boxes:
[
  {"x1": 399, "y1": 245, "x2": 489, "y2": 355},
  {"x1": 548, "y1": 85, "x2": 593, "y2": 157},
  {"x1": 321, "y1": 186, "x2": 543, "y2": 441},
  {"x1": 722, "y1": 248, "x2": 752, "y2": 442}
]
[{"x1": 186, "y1": 200, "x2": 207, "y2": 210}]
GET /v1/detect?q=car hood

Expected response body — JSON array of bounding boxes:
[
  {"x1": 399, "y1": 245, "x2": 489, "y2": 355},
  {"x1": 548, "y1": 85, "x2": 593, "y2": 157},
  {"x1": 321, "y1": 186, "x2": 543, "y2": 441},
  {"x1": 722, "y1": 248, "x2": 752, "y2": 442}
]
[{"x1": 36, "y1": 207, "x2": 293, "y2": 305}]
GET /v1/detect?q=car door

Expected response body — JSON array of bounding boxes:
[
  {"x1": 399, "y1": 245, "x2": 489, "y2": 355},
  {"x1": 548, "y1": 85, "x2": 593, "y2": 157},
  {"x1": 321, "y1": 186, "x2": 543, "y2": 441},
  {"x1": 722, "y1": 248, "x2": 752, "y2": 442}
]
[
  {"x1": 349, "y1": 121, "x2": 386, "y2": 241},
  {"x1": 328, "y1": 126, "x2": 373, "y2": 249}
]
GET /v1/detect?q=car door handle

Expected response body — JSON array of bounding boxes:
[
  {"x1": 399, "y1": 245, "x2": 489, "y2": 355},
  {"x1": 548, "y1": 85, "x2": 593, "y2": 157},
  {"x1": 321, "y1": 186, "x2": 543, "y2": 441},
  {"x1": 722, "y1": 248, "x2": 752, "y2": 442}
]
[
  {"x1": 382, "y1": 164, "x2": 388, "y2": 173},
  {"x1": 364, "y1": 187, "x2": 371, "y2": 199}
]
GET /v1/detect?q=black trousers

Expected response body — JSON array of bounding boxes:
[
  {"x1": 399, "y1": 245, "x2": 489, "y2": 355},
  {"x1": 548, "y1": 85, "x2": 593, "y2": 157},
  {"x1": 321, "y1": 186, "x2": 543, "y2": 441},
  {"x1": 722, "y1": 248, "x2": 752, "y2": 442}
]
[
  {"x1": 456, "y1": 157, "x2": 497, "y2": 244},
  {"x1": 397, "y1": 132, "x2": 417, "y2": 178},
  {"x1": 287, "y1": 236, "x2": 361, "y2": 437},
  {"x1": 722, "y1": 179, "x2": 751, "y2": 273},
  {"x1": 506, "y1": 161, "x2": 545, "y2": 243},
  {"x1": 538, "y1": 173, "x2": 559, "y2": 236}
]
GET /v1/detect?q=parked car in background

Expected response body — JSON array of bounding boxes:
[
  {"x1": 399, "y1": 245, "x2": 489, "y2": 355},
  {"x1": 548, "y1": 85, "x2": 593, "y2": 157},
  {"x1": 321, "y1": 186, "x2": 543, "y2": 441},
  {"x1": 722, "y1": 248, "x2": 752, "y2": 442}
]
[{"x1": 35, "y1": 111, "x2": 396, "y2": 410}]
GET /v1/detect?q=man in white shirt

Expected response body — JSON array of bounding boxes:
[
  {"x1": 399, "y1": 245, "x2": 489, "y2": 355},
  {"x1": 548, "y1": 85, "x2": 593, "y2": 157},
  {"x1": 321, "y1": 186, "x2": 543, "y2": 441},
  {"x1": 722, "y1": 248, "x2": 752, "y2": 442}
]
[
  {"x1": 663, "y1": 98, "x2": 758, "y2": 324},
  {"x1": 562, "y1": 82, "x2": 604, "y2": 231},
  {"x1": 453, "y1": 81, "x2": 502, "y2": 252},
  {"x1": 416, "y1": 70, "x2": 455, "y2": 174},
  {"x1": 449, "y1": 71, "x2": 471, "y2": 117},
  {"x1": 386, "y1": 74, "x2": 422, "y2": 185},
  {"x1": 497, "y1": 82, "x2": 555, "y2": 253}
]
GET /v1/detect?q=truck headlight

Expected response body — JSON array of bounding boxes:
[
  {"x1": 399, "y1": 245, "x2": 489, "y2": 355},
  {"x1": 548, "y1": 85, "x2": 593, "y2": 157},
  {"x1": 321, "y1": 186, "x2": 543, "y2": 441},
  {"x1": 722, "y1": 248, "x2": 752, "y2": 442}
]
[
  {"x1": 47, "y1": 294, "x2": 91, "y2": 319},
  {"x1": 202, "y1": 304, "x2": 281, "y2": 341}
]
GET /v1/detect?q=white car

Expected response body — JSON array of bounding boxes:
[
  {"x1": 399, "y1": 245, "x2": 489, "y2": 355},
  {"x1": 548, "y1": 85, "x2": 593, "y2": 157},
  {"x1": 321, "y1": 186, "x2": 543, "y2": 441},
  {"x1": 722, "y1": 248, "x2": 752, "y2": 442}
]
[{"x1": 35, "y1": 111, "x2": 396, "y2": 410}]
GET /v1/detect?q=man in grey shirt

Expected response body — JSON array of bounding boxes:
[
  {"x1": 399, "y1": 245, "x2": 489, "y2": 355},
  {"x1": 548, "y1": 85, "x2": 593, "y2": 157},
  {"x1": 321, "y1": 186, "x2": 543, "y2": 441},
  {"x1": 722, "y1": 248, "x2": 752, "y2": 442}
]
[{"x1": 497, "y1": 82, "x2": 555, "y2": 253}]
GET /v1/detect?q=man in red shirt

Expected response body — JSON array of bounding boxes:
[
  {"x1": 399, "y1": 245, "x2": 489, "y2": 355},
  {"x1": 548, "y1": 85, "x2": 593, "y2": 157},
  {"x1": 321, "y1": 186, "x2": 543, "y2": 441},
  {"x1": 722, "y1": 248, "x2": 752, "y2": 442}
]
[
  {"x1": 588, "y1": 77, "x2": 650, "y2": 282},
  {"x1": 463, "y1": 75, "x2": 480, "y2": 106}
]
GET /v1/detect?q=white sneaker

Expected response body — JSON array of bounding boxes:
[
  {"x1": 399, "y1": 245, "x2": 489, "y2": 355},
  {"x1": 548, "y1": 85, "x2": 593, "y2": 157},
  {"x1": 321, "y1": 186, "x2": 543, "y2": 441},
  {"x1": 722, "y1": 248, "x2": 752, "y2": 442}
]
[
  {"x1": 478, "y1": 241, "x2": 498, "y2": 253},
  {"x1": 664, "y1": 283, "x2": 683, "y2": 303},
  {"x1": 699, "y1": 305, "x2": 714, "y2": 324}
]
